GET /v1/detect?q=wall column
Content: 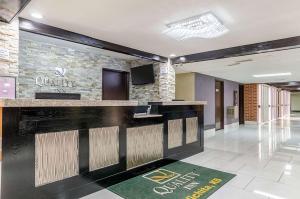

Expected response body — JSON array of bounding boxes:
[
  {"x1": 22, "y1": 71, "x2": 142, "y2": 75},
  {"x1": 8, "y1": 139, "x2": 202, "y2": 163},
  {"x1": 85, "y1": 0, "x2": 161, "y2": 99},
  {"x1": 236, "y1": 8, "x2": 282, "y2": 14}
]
[
  {"x1": 158, "y1": 59, "x2": 175, "y2": 101},
  {"x1": 0, "y1": 19, "x2": 19, "y2": 77},
  {"x1": 0, "y1": 19, "x2": 19, "y2": 98}
]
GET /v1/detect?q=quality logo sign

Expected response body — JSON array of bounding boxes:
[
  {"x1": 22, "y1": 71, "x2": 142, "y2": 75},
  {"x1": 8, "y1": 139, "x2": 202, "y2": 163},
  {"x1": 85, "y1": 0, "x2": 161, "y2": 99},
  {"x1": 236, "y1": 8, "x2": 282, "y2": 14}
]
[
  {"x1": 142, "y1": 169, "x2": 181, "y2": 184},
  {"x1": 142, "y1": 168, "x2": 224, "y2": 198},
  {"x1": 108, "y1": 162, "x2": 236, "y2": 199},
  {"x1": 143, "y1": 169, "x2": 202, "y2": 197}
]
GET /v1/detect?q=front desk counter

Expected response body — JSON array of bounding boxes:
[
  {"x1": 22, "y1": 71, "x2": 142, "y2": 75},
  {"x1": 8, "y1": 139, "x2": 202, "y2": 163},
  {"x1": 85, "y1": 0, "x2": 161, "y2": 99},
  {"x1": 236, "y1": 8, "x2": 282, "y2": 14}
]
[{"x1": 0, "y1": 99, "x2": 206, "y2": 199}]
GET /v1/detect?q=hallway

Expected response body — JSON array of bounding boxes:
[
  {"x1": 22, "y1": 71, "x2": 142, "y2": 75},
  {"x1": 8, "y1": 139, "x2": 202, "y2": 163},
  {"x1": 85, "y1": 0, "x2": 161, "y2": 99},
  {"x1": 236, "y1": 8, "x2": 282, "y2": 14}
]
[
  {"x1": 84, "y1": 115, "x2": 300, "y2": 199},
  {"x1": 189, "y1": 115, "x2": 299, "y2": 199}
]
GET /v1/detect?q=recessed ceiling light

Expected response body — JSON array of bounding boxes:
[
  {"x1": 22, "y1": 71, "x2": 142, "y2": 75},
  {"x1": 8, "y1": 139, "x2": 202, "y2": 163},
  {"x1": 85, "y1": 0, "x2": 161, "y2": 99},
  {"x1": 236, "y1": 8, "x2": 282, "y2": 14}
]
[
  {"x1": 179, "y1": 57, "x2": 186, "y2": 62},
  {"x1": 21, "y1": 21, "x2": 34, "y2": 29},
  {"x1": 153, "y1": 55, "x2": 160, "y2": 61},
  {"x1": 163, "y1": 12, "x2": 229, "y2": 41},
  {"x1": 253, "y1": 72, "x2": 292, "y2": 78},
  {"x1": 170, "y1": 54, "x2": 176, "y2": 58},
  {"x1": 31, "y1": 12, "x2": 43, "y2": 19}
]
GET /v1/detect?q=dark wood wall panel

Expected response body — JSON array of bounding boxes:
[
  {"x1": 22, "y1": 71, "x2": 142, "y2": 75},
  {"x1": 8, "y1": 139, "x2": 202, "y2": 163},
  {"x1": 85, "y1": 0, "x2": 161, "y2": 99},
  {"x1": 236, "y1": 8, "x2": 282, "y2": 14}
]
[{"x1": 172, "y1": 36, "x2": 300, "y2": 64}]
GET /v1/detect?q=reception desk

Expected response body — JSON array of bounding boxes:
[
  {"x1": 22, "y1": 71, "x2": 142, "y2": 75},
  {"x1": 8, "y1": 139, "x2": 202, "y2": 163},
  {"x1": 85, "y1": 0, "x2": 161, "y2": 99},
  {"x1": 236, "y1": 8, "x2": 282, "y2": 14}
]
[{"x1": 0, "y1": 99, "x2": 206, "y2": 199}]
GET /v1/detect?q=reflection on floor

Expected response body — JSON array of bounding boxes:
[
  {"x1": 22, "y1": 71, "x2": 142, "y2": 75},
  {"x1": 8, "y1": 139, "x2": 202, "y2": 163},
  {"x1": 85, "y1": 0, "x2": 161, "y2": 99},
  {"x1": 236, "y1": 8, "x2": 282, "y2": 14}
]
[{"x1": 79, "y1": 114, "x2": 300, "y2": 198}]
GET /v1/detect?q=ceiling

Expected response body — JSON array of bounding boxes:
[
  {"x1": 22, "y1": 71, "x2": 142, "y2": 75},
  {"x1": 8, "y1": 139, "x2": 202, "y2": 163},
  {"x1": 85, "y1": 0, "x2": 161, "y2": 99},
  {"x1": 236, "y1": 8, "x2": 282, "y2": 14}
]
[
  {"x1": 175, "y1": 48, "x2": 300, "y2": 84},
  {"x1": 20, "y1": 0, "x2": 300, "y2": 57},
  {"x1": 19, "y1": 0, "x2": 300, "y2": 86}
]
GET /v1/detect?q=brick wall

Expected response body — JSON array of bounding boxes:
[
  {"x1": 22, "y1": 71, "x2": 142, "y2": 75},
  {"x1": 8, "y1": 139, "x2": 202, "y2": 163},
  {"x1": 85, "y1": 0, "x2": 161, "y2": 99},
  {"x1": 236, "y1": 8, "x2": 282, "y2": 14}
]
[{"x1": 244, "y1": 84, "x2": 258, "y2": 122}]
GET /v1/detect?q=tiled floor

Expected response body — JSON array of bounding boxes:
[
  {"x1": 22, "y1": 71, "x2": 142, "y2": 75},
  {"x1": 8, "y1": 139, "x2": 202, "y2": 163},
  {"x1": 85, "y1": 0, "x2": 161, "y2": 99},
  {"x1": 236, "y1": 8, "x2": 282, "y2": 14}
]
[{"x1": 83, "y1": 114, "x2": 300, "y2": 199}]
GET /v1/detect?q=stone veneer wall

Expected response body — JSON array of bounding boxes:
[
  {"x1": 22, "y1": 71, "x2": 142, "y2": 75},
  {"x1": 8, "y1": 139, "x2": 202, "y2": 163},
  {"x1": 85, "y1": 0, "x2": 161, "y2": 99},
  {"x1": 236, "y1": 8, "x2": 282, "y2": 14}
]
[
  {"x1": 130, "y1": 60, "x2": 175, "y2": 105},
  {"x1": 0, "y1": 20, "x2": 19, "y2": 77},
  {"x1": 159, "y1": 61, "x2": 175, "y2": 101},
  {"x1": 18, "y1": 31, "x2": 175, "y2": 102},
  {"x1": 19, "y1": 31, "x2": 131, "y2": 100},
  {"x1": 129, "y1": 59, "x2": 160, "y2": 104},
  {"x1": 0, "y1": 20, "x2": 175, "y2": 102}
]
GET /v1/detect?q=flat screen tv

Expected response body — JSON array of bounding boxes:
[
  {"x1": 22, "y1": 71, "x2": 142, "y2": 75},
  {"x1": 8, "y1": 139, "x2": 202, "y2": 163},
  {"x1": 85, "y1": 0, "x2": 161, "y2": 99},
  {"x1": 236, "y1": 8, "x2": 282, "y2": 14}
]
[{"x1": 131, "y1": 64, "x2": 155, "y2": 85}]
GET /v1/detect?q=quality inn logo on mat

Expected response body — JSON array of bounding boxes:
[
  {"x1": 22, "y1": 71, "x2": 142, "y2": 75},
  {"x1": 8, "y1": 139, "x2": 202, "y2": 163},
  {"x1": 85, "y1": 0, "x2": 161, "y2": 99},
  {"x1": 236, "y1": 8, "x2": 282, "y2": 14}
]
[
  {"x1": 142, "y1": 169, "x2": 181, "y2": 184},
  {"x1": 108, "y1": 161, "x2": 236, "y2": 199}
]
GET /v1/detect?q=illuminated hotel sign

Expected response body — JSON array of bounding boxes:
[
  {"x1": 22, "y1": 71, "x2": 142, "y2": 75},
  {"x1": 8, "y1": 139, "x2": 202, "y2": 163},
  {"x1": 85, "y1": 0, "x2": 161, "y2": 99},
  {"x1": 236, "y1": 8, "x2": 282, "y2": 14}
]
[
  {"x1": 0, "y1": 77, "x2": 16, "y2": 99},
  {"x1": 35, "y1": 67, "x2": 76, "y2": 93}
]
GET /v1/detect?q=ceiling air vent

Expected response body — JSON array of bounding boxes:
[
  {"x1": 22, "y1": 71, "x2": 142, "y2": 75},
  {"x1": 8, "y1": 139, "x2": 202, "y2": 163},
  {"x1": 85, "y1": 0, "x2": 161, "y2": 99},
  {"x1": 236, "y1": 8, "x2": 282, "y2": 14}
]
[
  {"x1": 237, "y1": 59, "x2": 253, "y2": 63},
  {"x1": 227, "y1": 62, "x2": 240, "y2": 67},
  {"x1": 227, "y1": 58, "x2": 253, "y2": 67}
]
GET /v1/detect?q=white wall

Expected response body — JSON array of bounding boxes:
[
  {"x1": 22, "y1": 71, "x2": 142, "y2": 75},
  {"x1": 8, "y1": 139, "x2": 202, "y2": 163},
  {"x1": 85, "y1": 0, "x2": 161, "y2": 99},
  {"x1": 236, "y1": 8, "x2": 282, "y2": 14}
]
[
  {"x1": 279, "y1": 90, "x2": 291, "y2": 118},
  {"x1": 291, "y1": 93, "x2": 300, "y2": 111},
  {"x1": 257, "y1": 84, "x2": 290, "y2": 122}
]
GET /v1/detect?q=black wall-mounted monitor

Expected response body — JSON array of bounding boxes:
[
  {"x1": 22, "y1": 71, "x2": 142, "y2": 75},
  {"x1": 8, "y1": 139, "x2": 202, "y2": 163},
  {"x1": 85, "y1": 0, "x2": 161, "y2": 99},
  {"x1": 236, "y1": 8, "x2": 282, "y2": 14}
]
[{"x1": 131, "y1": 64, "x2": 155, "y2": 85}]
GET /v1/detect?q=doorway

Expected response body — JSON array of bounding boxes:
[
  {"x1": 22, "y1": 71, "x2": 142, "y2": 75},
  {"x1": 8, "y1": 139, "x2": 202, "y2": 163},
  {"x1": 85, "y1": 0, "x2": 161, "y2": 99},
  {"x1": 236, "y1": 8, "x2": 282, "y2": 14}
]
[
  {"x1": 260, "y1": 84, "x2": 270, "y2": 123},
  {"x1": 215, "y1": 80, "x2": 224, "y2": 130},
  {"x1": 102, "y1": 68, "x2": 129, "y2": 100},
  {"x1": 239, "y1": 85, "x2": 245, "y2": 124}
]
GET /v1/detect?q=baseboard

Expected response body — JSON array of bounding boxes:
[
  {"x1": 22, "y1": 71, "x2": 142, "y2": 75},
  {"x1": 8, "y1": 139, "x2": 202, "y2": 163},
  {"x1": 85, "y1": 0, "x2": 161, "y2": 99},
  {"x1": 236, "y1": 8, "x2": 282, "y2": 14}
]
[
  {"x1": 204, "y1": 128, "x2": 216, "y2": 138},
  {"x1": 224, "y1": 122, "x2": 239, "y2": 133},
  {"x1": 204, "y1": 124, "x2": 216, "y2": 131},
  {"x1": 245, "y1": 121, "x2": 273, "y2": 125},
  {"x1": 245, "y1": 121, "x2": 259, "y2": 125},
  {"x1": 278, "y1": 116, "x2": 290, "y2": 119}
]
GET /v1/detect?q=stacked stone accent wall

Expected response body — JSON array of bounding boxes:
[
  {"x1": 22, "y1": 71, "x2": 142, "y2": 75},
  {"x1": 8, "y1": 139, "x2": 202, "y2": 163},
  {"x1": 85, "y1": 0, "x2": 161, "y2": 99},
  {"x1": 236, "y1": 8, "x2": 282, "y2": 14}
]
[
  {"x1": 13, "y1": 29, "x2": 175, "y2": 103},
  {"x1": 0, "y1": 19, "x2": 19, "y2": 77},
  {"x1": 158, "y1": 61, "x2": 175, "y2": 101},
  {"x1": 129, "y1": 60, "x2": 160, "y2": 104},
  {"x1": 129, "y1": 60, "x2": 175, "y2": 105},
  {"x1": 18, "y1": 31, "x2": 130, "y2": 100}
]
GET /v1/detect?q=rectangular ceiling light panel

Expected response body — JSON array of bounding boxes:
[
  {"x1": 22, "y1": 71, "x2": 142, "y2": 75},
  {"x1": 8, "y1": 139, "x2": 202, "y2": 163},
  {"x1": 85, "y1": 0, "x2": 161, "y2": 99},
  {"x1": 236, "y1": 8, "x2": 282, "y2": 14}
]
[{"x1": 253, "y1": 73, "x2": 292, "y2": 78}]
